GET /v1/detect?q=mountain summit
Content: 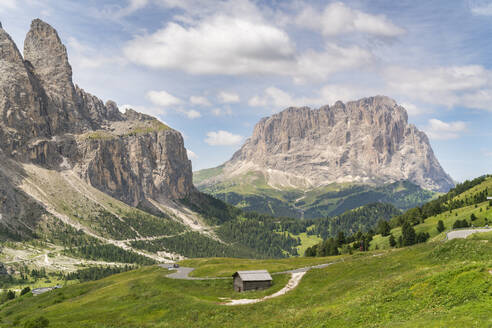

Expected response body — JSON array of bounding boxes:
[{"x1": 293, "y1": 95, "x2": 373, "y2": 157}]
[
  {"x1": 203, "y1": 96, "x2": 453, "y2": 192},
  {"x1": 0, "y1": 19, "x2": 193, "y2": 209},
  {"x1": 195, "y1": 96, "x2": 454, "y2": 218}
]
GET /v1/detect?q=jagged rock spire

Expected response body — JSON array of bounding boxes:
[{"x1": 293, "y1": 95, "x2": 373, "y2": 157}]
[
  {"x1": 0, "y1": 21, "x2": 52, "y2": 140},
  {"x1": 0, "y1": 23, "x2": 24, "y2": 64},
  {"x1": 23, "y1": 18, "x2": 74, "y2": 99}
]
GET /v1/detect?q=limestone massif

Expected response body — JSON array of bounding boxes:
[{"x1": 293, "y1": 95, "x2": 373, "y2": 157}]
[
  {"x1": 200, "y1": 96, "x2": 454, "y2": 193},
  {"x1": 195, "y1": 96, "x2": 454, "y2": 218},
  {"x1": 0, "y1": 19, "x2": 193, "y2": 211}
]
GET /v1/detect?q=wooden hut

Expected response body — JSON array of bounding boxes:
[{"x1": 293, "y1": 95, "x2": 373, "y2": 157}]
[{"x1": 232, "y1": 270, "x2": 272, "y2": 292}]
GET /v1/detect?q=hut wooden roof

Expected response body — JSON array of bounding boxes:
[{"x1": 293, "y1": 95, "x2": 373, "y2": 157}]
[{"x1": 233, "y1": 270, "x2": 272, "y2": 281}]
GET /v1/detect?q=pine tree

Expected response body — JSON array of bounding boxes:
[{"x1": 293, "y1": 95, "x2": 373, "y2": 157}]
[
  {"x1": 20, "y1": 287, "x2": 30, "y2": 296},
  {"x1": 336, "y1": 231, "x2": 345, "y2": 246},
  {"x1": 6, "y1": 290, "x2": 15, "y2": 300},
  {"x1": 401, "y1": 222, "x2": 416, "y2": 246},
  {"x1": 377, "y1": 220, "x2": 391, "y2": 236},
  {"x1": 437, "y1": 220, "x2": 445, "y2": 233},
  {"x1": 389, "y1": 234, "x2": 396, "y2": 247}
]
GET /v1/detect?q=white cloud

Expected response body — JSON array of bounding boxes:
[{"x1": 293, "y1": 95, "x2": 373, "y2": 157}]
[
  {"x1": 217, "y1": 91, "x2": 240, "y2": 103},
  {"x1": 132, "y1": 92, "x2": 200, "y2": 119},
  {"x1": 211, "y1": 107, "x2": 232, "y2": 116},
  {"x1": 249, "y1": 86, "x2": 300, "y2": 108},
  {"x1": 107, "y1": 0, "x2": 149, "y2": 18},
  {"x1": 147, "y1": 90, "x2": 182, "y2": 107},
  {"x1": 155, "y1": 0, "x2": 273, "y2": 26},
  {"x1": 470, "y1": 1, "x2": 492, "y2": 15},
  {"x1": 40, "y1": 9, "x2": 51, "y2": 17},
  {"x1": 424, "y1": 119, "x2": 467, "y2": 140},
  {"x1": 183, "y1": 109, "x2": 201, "y2": 119},
  {"x1": 67, "y1": 37, "x2": 126, "y2": 69},
  {"x1": 296, "y1": 2, "x2": 404, "y2": 37},
  {"x1": 0, "y1": 0, "x2": 16, "y2": 11},
  {"x1": 119, "y1": 104, "x2": 133, "y2": 113},
  {"x1": 186, "y1": 149, "x2": 198, "y2": 159},
  {"x1": 189, "y1": 95, "x2": 211, "y2": 106},
  {"x1": 384, "y1": 65, "x2": 492, "y2": 111},
  {"x1": 124, "y1": 8, "x2": 371, "y2": 82},
  {"x1": 124, "y1": 15, "x2": 294, "y2": 75},
  {"x1": 294, "y1": 44, "x2": 373, "y2": 83},
  {"x1": 205, "y1": 130, "x2": 243, "y2": 146},
  {"x1": 399, "y1": 102, "x2": 432, "y2": 116}
]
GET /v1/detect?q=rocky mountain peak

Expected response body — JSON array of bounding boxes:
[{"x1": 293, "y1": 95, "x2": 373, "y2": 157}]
[
  {"x1": 0, "y1": 23, "x2": 23, "y2": 65},
  {"x1": 24, "y1": 19, "x2": 74, "y2": 99},
  {"x1": 223, "y1": 96, "x2": 453, "y2": 192},
  {"x1": 0, "y1": 19, "x2": 194, "y2": 205}
]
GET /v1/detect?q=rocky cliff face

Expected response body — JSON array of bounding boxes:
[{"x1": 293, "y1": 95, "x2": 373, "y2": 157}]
[
  {"x1": 0, "y1": 19, "x2": 193, "y2": 207},
  {"x1": 215, "y1": 96, "x2": 453, "y2": 192}
]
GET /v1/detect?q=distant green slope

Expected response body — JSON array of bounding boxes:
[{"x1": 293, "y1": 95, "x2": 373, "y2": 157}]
[
  {"x1": 193, "y1": 165, "x2": 224, "y2": 185},
  {"x1": 371, "y1": 174, "x2": 492, "y2": 250},
  {"x1": 2, "y1": 239, "x2": 490, "y2": 327},
  {"x1": 194, "y1": 168, "x2": 436, "y2": 219}
]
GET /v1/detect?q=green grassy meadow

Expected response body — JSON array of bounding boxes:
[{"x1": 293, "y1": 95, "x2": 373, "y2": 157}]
[
  {"x1": 371, "y1": 199, "x2": 492, "y2": 250},
  {"x1": 294, "y1": 231, "x2": 323, "y2": 256},
  {"x1": 181, "y1": 255, "x2": 341, "y2": 277},
  {"x1": 1, "y1": 237, "x2": 490, "y2": 328}
]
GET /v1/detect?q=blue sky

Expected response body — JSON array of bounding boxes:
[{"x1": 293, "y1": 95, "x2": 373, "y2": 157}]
[{"x1": 0, "y1": 0, "x2": 491, "y2": 182}]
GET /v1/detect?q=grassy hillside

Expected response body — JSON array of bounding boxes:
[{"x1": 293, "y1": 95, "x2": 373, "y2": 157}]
[
  {"x1": 1, "y1": 238, "x2": 490, "y2": 327},
  {"x1": 193, "y1": 165, "x2": 225, "y2": 185},
  {"x1": 194, "y1": 169, "x2": 436, "y2": 219},
  {"x1": 370, "y1": 175, "x2": 492, "y2": 250}
]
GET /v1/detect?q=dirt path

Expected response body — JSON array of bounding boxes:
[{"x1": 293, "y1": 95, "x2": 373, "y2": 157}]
[
  {"x1": 224, "y1": 272, "x2": 306, "y2": 306},
  {"x1": 446, "y1": 227, "x2": 491, "y2": 240},
  {"x1": 162, "y1": 262, "x2": 334, "y2": 305}
]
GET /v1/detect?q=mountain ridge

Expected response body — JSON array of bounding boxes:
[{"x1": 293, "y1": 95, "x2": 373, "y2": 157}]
[{"x1": 199, "y1": 96, "x2": 453, "y2": 193}]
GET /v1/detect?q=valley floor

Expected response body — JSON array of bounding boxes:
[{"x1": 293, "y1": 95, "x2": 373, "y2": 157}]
[{"x1": 0, "y1": 237, "x2": 490, "y2": 328}]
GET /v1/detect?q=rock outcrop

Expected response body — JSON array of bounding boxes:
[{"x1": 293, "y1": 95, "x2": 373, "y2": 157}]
[
  {"x1": 0, "y1": 19, "x2": 194, "y2": 207},
  {"x1": 207, "y1": 96, "x2": 453, "y2": 192}
]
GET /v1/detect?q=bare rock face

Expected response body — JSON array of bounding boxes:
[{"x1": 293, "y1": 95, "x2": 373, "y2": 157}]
[
  {"x1": 24, "y1": 19, "x2": 75, "y2": 102},
  {"x1": 0, "y1": 19, "x2": 194, "y2": 206},
  {"x1": 220, "y1": 96, "x2": 453, "y2": 192},
  {"x1": 74, "y1": 119, "x2": 193, "y2": 206},
  {"x1": 0, "y1": 23, "x2": 51, "y2": 147}
]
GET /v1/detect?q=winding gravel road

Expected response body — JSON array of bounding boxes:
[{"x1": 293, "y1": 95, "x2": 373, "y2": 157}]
[
  {"x1": 160, "y1": 262, "x2": 335, "y2": 305},
  {"x1": 161, "y1": 262, "x2": 335, "y2": 280},
  {"x1": 446, "y1": 228, "x2": 491, "y2": 240}
]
